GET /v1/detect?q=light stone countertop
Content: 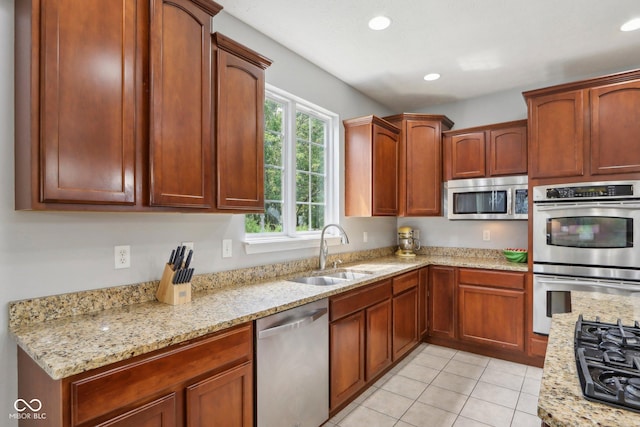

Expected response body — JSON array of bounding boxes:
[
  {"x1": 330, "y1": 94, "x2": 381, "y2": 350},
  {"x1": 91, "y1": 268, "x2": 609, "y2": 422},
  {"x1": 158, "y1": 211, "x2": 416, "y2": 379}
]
[
  {"x1": 10, "y1": 252, "x2": 527, "y2": 381},
  {"x1": 538, "y1": 291, "x2": 640, "y2": 427}
]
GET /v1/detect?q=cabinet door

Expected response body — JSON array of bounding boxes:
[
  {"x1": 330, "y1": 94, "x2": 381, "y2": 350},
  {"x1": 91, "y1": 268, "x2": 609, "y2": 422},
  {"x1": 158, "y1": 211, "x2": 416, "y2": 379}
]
[
  {"x1": 590, "y1": 80, "x2": 640, "y2": 176},
  {"x1": 488, "y1": 125, "x2": 527, "y2": 176},
  {"x1": 366, "y1": 299, "x2": 392, "y2": 381},
  {"x1": 528, "y1": 90, "x2": 587, "y2": 179},
  {"x1": 40, "y1": 0, "x2": 136, "y2": 204},
  {"x1": 97, "y1": 394, "x2": 176, "y2": 427},
  {"x1": 450, "y1": 132, "x2": 486, "y2": 179},
  {"x1": 418, "y1": 268, "x2": 428, "y2": 339},
  {"x1": 215, "y1": 34, "x2": 270, "y2": 211},
  {"x1": 392, "y1": 288, "x2": 418, "y2": 361},
  {"x1": 330, "y1": 311, "x2": 365, "y2": 410},
  {"x1": 404, "y1": 120, "x2": 442, "y2": 216},
  {"x1": 428, "y1": 266, "x2": 456, "y2": 339},
  {"x1": 186, "y1": 361, "x2": 253, "y2": 427},
  {"x1": 149, "y1": 0, "x2": 214, "y2": 208},
  {"x1": 458, "y1": 285, "x2": 525, "y2": 351},
  {"x1": 372, "y1": 123, "x2": 399, "y2": 216}
]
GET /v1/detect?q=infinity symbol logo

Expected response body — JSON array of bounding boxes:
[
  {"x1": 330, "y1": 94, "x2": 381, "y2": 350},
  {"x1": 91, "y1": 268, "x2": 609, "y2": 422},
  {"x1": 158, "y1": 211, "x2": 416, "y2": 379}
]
[{"x1": 14, "y1": 398, "x2": 42, "y2": 412}]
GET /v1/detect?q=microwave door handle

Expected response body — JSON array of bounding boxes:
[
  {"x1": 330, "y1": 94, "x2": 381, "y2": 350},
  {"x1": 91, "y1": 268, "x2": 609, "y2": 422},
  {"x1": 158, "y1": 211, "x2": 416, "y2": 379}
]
[{"x1": 535, "y1": 203, "x2": 640, "y2": 211}]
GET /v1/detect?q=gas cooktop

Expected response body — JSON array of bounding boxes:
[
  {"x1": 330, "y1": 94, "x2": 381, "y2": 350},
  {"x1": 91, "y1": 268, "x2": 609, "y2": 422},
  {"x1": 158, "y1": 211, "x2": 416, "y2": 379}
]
[{"x1": 575, "y1": 315, "x2": 640, "y2": 412}]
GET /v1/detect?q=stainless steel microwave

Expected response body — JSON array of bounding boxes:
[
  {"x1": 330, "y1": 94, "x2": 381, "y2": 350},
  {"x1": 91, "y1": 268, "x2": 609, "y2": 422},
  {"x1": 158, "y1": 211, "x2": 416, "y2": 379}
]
[{"x1": 445, "y1": 176, "x2": 528, "y2": 220}]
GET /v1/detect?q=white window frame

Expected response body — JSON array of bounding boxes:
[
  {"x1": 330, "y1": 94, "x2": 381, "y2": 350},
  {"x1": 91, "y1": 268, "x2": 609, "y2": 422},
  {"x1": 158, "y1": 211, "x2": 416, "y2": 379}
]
[{"x1": 244, "y1": 84, "x2": 340, "y2": 254}]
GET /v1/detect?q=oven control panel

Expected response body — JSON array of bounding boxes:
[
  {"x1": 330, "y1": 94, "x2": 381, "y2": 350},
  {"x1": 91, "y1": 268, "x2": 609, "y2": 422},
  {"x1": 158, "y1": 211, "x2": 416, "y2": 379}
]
[
  {"x1": 546, "y1": 184, "x2": 633, "y2": 199},
  {"x1": 534, "y1": 181, "x2": 639, "y2": 201}
]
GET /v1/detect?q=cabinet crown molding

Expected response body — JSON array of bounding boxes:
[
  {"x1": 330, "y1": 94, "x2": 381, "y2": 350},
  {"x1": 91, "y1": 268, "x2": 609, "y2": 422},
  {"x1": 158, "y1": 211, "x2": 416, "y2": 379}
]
[
  {"x1": 213, "y1": 32, "x2": 273, "y2": 69},
  {"x1": 522, "y1": 67, "x2": 640, "y2": 99}
]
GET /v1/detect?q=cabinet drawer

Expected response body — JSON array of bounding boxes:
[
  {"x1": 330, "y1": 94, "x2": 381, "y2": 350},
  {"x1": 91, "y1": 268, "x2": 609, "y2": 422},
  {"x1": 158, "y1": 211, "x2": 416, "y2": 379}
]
[
  {"x1": 392, "y1": 270, "x2": 419, "y2": 295},
  {"x1": 71, "y1": 323, "x2": 253, "y2": 426},
  {"x1": 330, "y1": 280, "x2": 392, "y2": 321},
  {"x1": 458, "y1": 268, "x2": 525, "y2": 290}
]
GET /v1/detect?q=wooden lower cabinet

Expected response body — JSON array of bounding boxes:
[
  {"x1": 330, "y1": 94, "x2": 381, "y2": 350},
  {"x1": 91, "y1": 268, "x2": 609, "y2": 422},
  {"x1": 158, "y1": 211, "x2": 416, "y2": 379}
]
[
  {"x1": 428, "y1": 266, "x2": 456, "y2": 339},
  {"x1": 418, "y1": 268, "x2": 428, "y2": 339},
  {"x1": 186, "y1": 361, "x2": 253, "y2": 427},
  {"x1": 458, "y1": 285, "x2": 525, "y2": 351},
  {"x1": 18, "y1": 323, "x2": 253, "y2": 427},
  {"x1": 330, "y1": 311, "x2": 366, "y2": 410},
  {"x1": 329, "y1": 279, "x2": 395, "y2": 412},
  {"x1": 97, "y1": 394, "x2": 177, "y2": 427},
  {"x1": 366, "y1": 299, "x2": 392, "y2": 380},
  {"x1": 457, "y1": 269, "x2": 526, "y2": 352},
  {"x1": 392, "y1": 271, "x2": 419, "y2": 361}
]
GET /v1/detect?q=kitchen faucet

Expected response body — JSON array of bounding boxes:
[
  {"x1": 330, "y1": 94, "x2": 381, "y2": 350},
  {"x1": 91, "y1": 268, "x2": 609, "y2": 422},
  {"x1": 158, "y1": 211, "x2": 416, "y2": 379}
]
[{"x1": 319, "y1": 224, "x2": 350, "y2": 270}]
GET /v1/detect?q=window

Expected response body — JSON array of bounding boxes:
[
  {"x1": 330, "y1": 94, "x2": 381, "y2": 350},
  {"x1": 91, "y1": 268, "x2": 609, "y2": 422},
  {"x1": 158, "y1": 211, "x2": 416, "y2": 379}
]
[{"x1": 245, "y1": 85, "x2": 339, "y2": 243}]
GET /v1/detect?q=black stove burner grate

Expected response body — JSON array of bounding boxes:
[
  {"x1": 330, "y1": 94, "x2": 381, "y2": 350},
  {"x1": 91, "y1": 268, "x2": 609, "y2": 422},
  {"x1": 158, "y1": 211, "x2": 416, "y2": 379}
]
[{"x1": 575, "y1": 315, "x2": 640, "y2": 413}]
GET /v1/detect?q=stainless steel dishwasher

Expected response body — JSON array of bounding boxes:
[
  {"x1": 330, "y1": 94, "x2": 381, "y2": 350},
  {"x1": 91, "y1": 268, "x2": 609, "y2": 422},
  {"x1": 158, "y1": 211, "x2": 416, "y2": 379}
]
[{"x1": 256, "y1": 298, "x2": 329, "y2": 427}]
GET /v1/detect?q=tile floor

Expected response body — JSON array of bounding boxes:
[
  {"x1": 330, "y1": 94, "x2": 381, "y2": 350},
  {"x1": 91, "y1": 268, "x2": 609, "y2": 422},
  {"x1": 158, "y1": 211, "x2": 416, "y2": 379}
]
[{"x1": 324, "y1": 343, "x2": 543, "y2": 427}]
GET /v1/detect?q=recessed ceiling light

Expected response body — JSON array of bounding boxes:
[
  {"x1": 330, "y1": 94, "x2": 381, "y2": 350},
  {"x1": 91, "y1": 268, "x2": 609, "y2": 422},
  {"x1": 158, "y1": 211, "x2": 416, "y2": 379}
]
[
  {"x1": 621, "y1": 18, "x2": 640, "y2": 32},
  {"x1": 423, "y1": 73, "x2": 441, "y2": 81},
  {"x1": 368, "y1": 16, "x2": 391, "y2": 31}
]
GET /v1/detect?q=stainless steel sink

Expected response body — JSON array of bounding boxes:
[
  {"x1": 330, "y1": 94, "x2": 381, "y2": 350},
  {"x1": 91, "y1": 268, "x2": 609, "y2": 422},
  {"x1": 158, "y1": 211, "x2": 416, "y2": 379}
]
[
  {"x1": 322, "y1": 270, "x2": 371, "y2": 280},
  {"x1": 288, "y1": 269, "x2": 373, "y2": 286},
  {"x1": 288, "y1": 276, "x2": 349, "y2": 286}
]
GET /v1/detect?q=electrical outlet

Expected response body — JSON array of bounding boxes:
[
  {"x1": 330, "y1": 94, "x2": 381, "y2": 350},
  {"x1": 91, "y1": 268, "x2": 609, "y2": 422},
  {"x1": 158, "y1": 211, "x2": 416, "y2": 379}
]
[
  {"x1": 222, "y1": 239, "x2": 232, "y2": 258},
  {"x1": 482, "y1": 230, "x2": 491, "y2": 241},
  {"x1": 181, "y1": 241, "x2": 194, "y2": 254},
  {"x1": 363, "y1": 231, "x2": 368, "y2": 243},
  {"x1": 114, "y1": 245, "x2": 130, "y2": 269}
]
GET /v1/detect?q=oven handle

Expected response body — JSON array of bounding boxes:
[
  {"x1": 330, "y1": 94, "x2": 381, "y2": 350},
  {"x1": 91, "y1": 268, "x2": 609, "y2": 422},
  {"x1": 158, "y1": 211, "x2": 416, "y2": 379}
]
[
  {"x1": 536, "y1": 278, "x2": 640, "y2": 293},
  {"x1": 534, "y1": 203, "x2": 640, "y2": 211}
]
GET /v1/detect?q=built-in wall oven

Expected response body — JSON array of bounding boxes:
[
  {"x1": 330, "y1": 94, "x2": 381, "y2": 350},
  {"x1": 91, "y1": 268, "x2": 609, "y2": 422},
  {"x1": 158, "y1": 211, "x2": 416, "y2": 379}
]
[{"x1": 532, "y1": 180, "x2": 640, "y2": 335}]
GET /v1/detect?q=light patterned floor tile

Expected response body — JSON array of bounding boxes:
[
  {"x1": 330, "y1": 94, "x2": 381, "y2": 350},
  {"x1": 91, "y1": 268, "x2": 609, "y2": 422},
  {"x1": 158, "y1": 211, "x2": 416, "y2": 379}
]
[
  {"x1": 400, "y1": 401, "x2": 457, "y2": 427},
  {"x1": 338, "y1": 405, "x2": 397, "y2": 427},
  {"x1": 459, "y1": 397, "x2": 514, "y2": 427},
  {"x1": 471, "y1": 381, "x2": 519, "y2": 409},
  {"x1": 431, "y1": 371, "x2": 477, "y2": 395},
  {"x1": 444, "y1": 359, "x2": 486, "y2": 380},
  {"x1": 361, "y1": 388, "x2": 414, "y2": 419},
  {"x1": 381, "y1": 375, "x2": 429, "y2": 399},
  {"x1": 479, "y1": 367, "x2": 525, "y2": 391},
  {"x1": 418, "y1": 385, "x2": 468, "y2": 413}
]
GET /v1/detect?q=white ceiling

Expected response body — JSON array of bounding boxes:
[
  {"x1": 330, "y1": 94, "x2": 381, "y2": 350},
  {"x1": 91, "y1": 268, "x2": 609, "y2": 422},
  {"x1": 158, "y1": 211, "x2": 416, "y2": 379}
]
[{"x1": 215, "y1": 0, "x2": 640, "y2": 112}]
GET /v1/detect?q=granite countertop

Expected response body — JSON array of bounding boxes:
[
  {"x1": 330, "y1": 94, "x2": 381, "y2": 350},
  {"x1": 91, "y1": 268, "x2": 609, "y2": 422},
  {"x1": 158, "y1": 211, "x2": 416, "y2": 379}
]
[
  {"x1": 10, "y1": 250, "x2": 527, "y2": 381},
  {"x1": 538, "y1": 291, "x2": 640, "y2": 427}
]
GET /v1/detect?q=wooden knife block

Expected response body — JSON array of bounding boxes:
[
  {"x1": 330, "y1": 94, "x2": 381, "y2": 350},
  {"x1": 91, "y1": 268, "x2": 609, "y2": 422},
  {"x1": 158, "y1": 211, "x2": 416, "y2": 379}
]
[{"x1": 156, "y1": 263, "x2": 192, "y2": 305}]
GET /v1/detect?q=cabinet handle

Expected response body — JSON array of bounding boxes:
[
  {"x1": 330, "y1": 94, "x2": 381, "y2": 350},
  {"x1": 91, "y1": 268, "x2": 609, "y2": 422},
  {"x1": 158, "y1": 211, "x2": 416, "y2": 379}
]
[{"x1": 257, "y1": 308, "x2": 328, "y2": 339}]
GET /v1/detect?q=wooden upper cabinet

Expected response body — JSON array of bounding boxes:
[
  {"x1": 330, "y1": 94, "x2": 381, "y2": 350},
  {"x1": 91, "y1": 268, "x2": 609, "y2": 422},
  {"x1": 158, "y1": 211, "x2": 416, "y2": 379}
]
[
  {"x1": 524, "y1": 69, "x2": 640, "y2": 182},
  {"x1": 590, "y1": 80, "x2": 640, "y2": 176},
  {"x1": 149, "y1": 0, "x2": 221, "y2": 208},
  {"x1": 489, "y1": 125, "x2": 527, "y2": 176},
  {"x1": 526, "y1": 90, "x2": 586, "y2": 180},
  {"x1": 344, "y1": 116, "x2": 400, "y2": 216},
  {"x1": 449, "y1": 131, "x2": 487, "y2": 179},
  {"x1": 213, "y1": 33, "x2": 272, "y2": 211},
  {"x1": 384, "y1": 114, "x2": 454, "y2": 216},
  {"x1": 443, "y1": 120, "x2": 527, "y2": 181},
  {"x1": 16, "y1": 0, "x2": 140, "y2": 207}
]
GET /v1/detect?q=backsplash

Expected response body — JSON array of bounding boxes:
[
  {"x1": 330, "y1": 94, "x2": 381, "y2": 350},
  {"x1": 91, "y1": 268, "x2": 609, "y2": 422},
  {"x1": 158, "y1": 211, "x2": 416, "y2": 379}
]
[
  {"x1": 8, "y1": 246, "x2": 395, "y2": 328},
  {"x1": 8, "y1": 246, "x2": 508, "y2": 328}
]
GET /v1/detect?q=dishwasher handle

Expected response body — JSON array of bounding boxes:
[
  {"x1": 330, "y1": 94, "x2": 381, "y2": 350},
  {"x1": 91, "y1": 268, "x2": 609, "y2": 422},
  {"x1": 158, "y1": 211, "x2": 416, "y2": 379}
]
[{"x1": 257, "y1": 308, "x2": 328, "y2": 339}]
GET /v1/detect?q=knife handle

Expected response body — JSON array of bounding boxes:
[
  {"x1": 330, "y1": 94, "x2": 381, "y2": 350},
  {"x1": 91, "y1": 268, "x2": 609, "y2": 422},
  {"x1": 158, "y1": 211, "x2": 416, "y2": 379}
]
[{"x1": 184, "y1": 250, "x2": 193, "y2": 269}]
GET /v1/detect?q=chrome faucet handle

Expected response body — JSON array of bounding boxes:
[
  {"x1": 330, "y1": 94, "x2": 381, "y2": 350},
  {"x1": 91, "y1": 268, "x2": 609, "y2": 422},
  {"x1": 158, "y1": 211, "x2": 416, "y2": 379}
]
[{"x1": 332, "y1": 259, "x2": 343, "y2": 269}]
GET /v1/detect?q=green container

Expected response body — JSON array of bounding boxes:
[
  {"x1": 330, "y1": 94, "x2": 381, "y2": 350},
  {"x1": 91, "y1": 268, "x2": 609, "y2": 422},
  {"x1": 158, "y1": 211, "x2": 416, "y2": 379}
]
[{"x1": 503, "y1": 249, "x2": 528, "y2": 263}]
